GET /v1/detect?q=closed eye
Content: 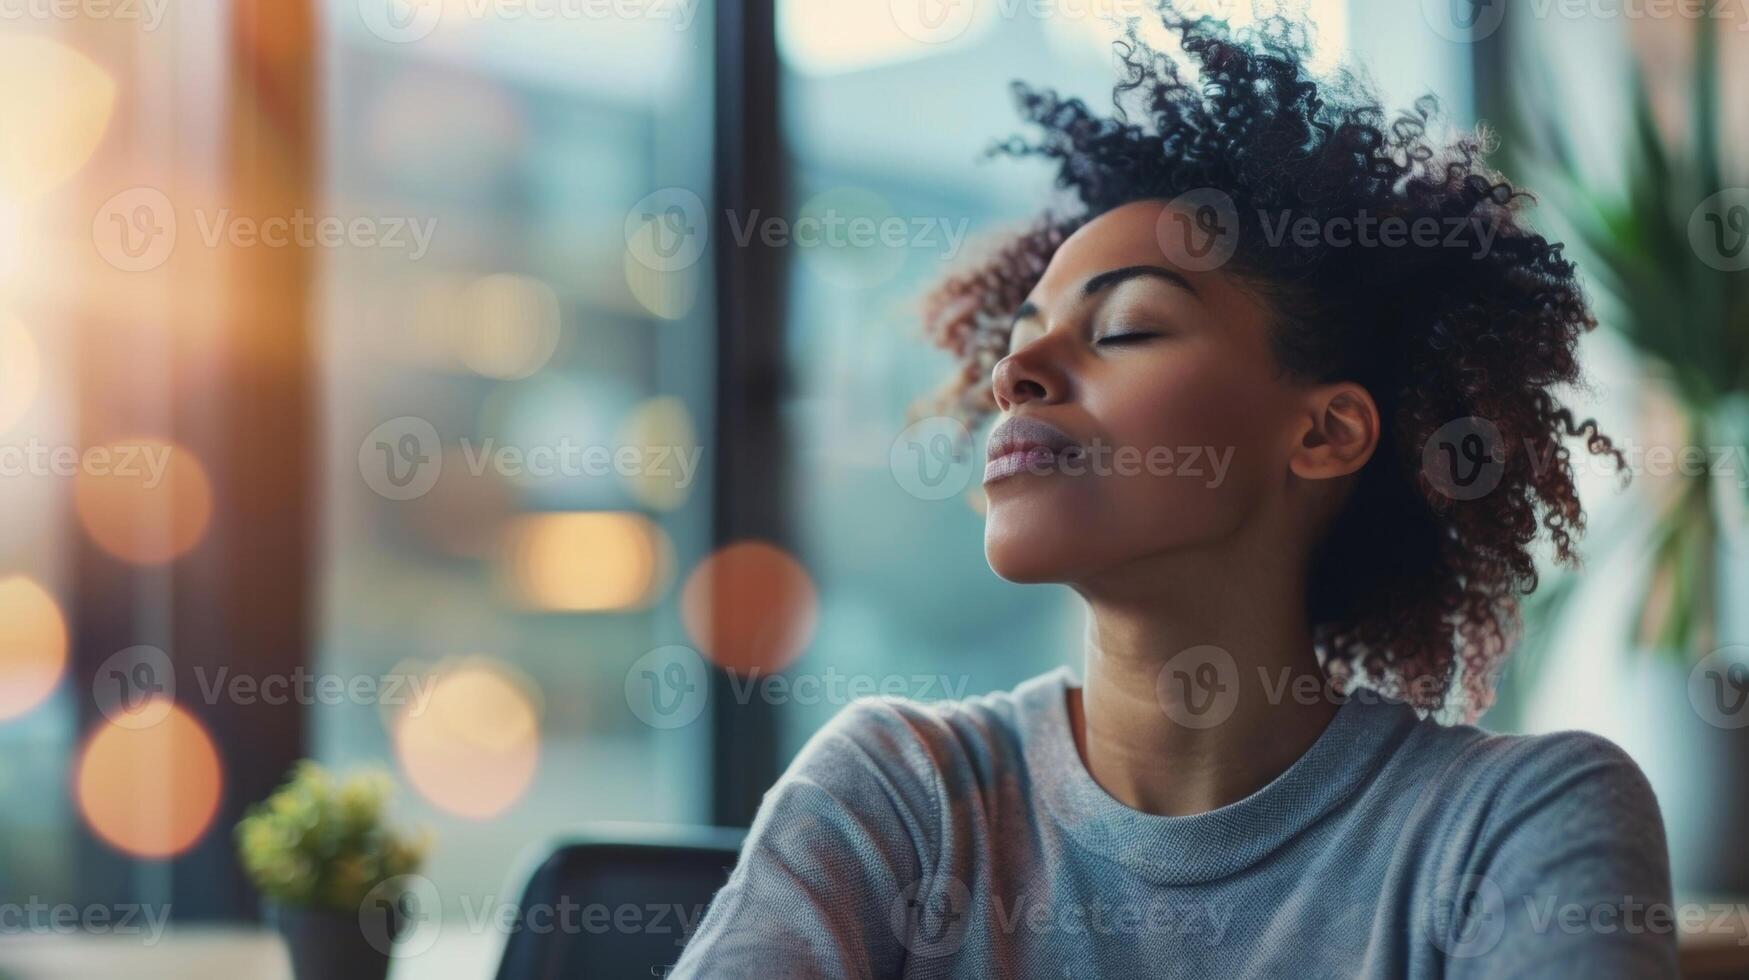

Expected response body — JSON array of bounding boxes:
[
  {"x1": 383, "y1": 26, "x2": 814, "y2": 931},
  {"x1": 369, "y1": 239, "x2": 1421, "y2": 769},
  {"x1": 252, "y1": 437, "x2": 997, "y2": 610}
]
[{"x1": 1095, "y1": 331, "x2": 1161, "y2": 346}]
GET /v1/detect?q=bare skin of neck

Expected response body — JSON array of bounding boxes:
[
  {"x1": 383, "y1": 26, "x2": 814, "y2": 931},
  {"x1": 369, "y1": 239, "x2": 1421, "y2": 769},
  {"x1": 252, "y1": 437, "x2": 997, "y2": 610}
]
[{"x1": 1062, "y1": 539, "x2": 1343, "y2": 818}]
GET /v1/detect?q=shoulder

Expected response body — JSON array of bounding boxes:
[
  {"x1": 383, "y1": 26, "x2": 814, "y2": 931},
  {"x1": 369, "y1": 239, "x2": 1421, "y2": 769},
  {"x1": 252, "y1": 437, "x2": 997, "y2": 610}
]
[
  {"x1": 1384, "y1": 714, "x2": 1670, "y2": 901},
  {"x1": 785, "y1": 671, "x2": 1043, "y2": 797},
  {"x1": 771, "y1": 667, "x2": 1059, "y2": 832},
  {"x1": 1396, "y1": 715, "x2": 1663, "y2": 836}
]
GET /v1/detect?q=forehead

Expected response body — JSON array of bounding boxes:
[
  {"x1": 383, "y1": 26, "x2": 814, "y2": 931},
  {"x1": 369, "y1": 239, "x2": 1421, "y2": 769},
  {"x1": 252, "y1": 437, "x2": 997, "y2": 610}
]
[{"x1": 1032, "y1": 199, "x2": 1182, "y2": 298}]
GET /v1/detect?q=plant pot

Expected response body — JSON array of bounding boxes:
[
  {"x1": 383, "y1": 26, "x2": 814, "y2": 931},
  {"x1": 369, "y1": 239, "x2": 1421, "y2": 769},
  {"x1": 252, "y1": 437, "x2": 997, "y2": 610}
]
[{"x1": 268, "y1": 901, "x2": 399, "y2": 980}]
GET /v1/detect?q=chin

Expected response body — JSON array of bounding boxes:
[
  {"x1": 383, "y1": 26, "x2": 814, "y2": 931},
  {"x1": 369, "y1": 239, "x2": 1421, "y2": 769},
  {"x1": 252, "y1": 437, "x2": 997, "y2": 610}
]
[{"x1": 983, "y1": 518, "x2": 1078, "y2": 584}]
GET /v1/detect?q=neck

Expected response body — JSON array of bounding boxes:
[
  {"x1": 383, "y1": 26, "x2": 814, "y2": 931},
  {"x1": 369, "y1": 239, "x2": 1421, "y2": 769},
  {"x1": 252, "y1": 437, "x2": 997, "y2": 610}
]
[{"x1": 1064, "y1": 551, "x2": 1341, "y2": 817}]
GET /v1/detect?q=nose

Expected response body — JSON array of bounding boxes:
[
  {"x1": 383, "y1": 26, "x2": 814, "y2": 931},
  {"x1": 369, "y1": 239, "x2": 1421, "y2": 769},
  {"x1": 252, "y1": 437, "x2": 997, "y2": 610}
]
[{"x1": 991, "y1": 337, "x2": 1069, "y2": 413}]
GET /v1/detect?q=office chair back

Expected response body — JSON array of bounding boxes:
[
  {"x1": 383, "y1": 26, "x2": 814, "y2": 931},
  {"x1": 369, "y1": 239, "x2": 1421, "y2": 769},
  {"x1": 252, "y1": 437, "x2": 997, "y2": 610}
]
[{"x1": 492, "y1": 824, "x2": 745, "y2": 980}]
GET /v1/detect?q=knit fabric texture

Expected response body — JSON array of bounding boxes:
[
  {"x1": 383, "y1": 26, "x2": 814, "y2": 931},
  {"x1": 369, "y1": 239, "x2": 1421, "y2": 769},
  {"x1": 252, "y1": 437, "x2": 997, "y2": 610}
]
[{"x1": 670, "y1": 665, "x2": 1677, "y2": 978}]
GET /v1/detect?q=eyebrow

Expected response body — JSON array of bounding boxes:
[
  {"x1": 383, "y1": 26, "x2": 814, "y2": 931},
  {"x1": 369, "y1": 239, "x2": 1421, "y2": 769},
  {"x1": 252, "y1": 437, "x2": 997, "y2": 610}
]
[
  {"x1": 1008, "y1": 264, "x2": 1197, "y2": 329},
  {"x1": 1084, "y1": 264, "x2": 1197, "y2": 298}
]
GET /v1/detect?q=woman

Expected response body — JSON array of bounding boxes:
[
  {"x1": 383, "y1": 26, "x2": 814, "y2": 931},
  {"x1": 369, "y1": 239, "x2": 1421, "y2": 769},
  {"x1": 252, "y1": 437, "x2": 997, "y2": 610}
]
[{"x1": 673, "y1": 4, "x2": 1675, "y2": 977}]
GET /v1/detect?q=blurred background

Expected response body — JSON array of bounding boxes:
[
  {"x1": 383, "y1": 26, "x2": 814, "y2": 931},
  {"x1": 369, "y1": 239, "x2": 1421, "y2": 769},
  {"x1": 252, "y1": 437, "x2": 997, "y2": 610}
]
[{"x1": 0, "y1": 0, "x2": 1747, "y2": 976}]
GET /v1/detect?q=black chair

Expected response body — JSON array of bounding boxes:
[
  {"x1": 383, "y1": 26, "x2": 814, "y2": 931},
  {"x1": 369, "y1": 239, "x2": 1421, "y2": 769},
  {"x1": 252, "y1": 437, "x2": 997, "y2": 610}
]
[{"x1": 492, "y1": 823, "x2": 745, "y2": 980}]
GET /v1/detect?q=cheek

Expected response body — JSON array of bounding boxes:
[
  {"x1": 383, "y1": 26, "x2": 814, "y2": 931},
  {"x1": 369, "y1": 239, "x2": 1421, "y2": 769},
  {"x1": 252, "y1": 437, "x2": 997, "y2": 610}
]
[
  {"x1": 1090, "y1": 353, "x2": 1272, "y2": 463},
  {"x1": 1082, "y1": 356, "x2": 1284, "y2": 528}
]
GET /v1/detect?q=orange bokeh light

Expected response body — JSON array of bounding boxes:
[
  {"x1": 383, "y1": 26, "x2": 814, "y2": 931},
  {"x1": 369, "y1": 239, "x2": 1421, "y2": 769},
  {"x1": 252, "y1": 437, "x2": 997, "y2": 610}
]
[
  {"x1": 0, "y1": 575, "x2": 67, "y2": 721},
  {"x1": 681, "y1": 541, "x2": 818, "y2": 675},
  {"x1": 501, "y1": 512, "x2": 671, "y2": 612},
  {"x1": 394, "y1": 660, "x2": 540, "y2": 820},
  {"x1": 75, "y1": 702, "x2": 224, "y2": 858},
  {"x1": 74, "y1": 438, "x2": 214, "y2": 565}
]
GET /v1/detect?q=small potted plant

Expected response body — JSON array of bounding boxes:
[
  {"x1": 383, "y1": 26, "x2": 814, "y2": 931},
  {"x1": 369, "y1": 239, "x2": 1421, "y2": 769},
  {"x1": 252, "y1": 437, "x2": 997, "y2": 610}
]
[{"x1": 237, "y1": 761, "x2": 432, "y2": 980}]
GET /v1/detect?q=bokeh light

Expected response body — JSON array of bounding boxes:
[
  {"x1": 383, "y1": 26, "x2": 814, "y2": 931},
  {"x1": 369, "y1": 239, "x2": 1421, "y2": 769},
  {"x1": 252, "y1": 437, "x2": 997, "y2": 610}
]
[
  {"x1": 0, "y1": 575, "x2": 68, "y2": 721},
  {"x1": 614, "y1": 396, "x2": 699, "y2": 511},
  {"x1": 456, "y1": 273, "x2": 562, "y2": 380},
  {"x1": 500, "y1": 511, "x2": 671, "y2": 612},
  {"x1": 0, "y1": 317, "x2": 41, "y2": 434},
  {"x1": 681, "y1": 541, "x2": 818, "y2": 674},
  {"x1": 74, "y1": 438, "x2": 214, "y2": 565},
  {"x1": 394, "y1": 659, "x2": 540, "y2": 820},
  {"x1": 623, "y1": 230, "x2": 701, "y2": 320},
  {"x1": 75, "y1": 702, "x2": 224, "y2": 858},
  {"x1": 0, "y1": 36, "x2": 116, "y2": 200}
]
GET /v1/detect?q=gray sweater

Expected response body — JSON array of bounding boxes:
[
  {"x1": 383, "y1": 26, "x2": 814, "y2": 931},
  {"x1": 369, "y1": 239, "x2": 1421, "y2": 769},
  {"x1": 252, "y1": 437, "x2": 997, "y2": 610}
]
[{"x1": 671, "y1": 666, "x2": 1677, "y2": 978}]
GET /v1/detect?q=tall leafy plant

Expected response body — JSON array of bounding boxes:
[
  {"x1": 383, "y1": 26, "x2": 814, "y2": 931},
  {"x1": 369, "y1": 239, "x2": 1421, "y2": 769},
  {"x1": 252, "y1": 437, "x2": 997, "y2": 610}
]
[{"x1": 1503, "y1": 16, "x2": 1749, "y2": 671}]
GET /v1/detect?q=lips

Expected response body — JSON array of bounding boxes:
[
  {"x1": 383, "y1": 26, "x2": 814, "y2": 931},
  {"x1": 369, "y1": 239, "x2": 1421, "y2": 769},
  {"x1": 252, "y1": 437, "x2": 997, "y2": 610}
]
[{"x1": 984, "y1": 415, "x2": 1080, "y2": 485}]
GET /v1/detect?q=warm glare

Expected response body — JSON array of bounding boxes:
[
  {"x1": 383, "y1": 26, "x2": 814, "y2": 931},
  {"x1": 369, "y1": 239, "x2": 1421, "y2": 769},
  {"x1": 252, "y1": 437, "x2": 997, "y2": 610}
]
[
  {"x1": 0, "y1": 317, "x2": 40, "y2": 434},
  {"x1": 0, "y1": 575, "x2": 68, "y2": 721},
  {"x1": 456, "y1": 274, "x2": 561, "y2": 380},
  {"x1": 0, "y1": 36, "x2": 116, "y2": 199},
  {"x1": 75, "y1": 702, "x2": 224, "y2": 858},
  {"x1": 615, "y1": 397, "x2": 698, "y2": 511},
  {"x1": 74, "y1": 438, "x2": 214, "y2": 564},
  {"x1": 394, "y1": 660, "x2": 540, "y2": 820},
  {"x1": 501, "y1": 512, "x2": 670, "y2": 612},
  {"x1": 681, "y1": 541, "x2": 818, "y2": 674}
]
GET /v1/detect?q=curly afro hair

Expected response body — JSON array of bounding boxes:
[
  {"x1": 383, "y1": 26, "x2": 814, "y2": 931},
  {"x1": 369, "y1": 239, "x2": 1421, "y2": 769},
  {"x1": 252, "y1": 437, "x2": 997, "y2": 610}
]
[{"x1": 915, "y1": 2, "x2": 1629, "y2": 719}]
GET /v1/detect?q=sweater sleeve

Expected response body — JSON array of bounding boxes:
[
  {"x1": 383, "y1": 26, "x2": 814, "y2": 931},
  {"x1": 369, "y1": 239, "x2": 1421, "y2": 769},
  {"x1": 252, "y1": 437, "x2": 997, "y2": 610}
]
[
  {"x1": 1439, "y1": 731, "x2": 1679, "y2": 979},
  {"x1": 669, "y1": 698, "x2": 947, "y2": 980}
]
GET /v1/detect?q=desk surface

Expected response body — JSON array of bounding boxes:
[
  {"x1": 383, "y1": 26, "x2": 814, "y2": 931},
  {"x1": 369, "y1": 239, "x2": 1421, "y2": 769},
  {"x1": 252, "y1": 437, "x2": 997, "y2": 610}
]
[
  {"x1": 1, "y1": 914, "x2": 1744, "y2": 979},
  {"x1": 0, "y1": 927, "x2": 500, "y2": 980}
]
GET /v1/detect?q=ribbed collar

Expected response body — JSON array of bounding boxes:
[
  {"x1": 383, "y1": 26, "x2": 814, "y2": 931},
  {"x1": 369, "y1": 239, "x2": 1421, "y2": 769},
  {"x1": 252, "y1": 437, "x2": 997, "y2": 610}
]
[{"x1": 1014, "y1": 665, "x2": 1419, "y2": 886}]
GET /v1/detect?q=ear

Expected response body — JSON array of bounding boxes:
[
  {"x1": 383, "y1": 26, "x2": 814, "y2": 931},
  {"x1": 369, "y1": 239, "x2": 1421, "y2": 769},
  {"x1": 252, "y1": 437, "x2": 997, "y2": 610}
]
[{"x1": 1289, "y1": 382, "x2": 1378, "y2": 481}]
